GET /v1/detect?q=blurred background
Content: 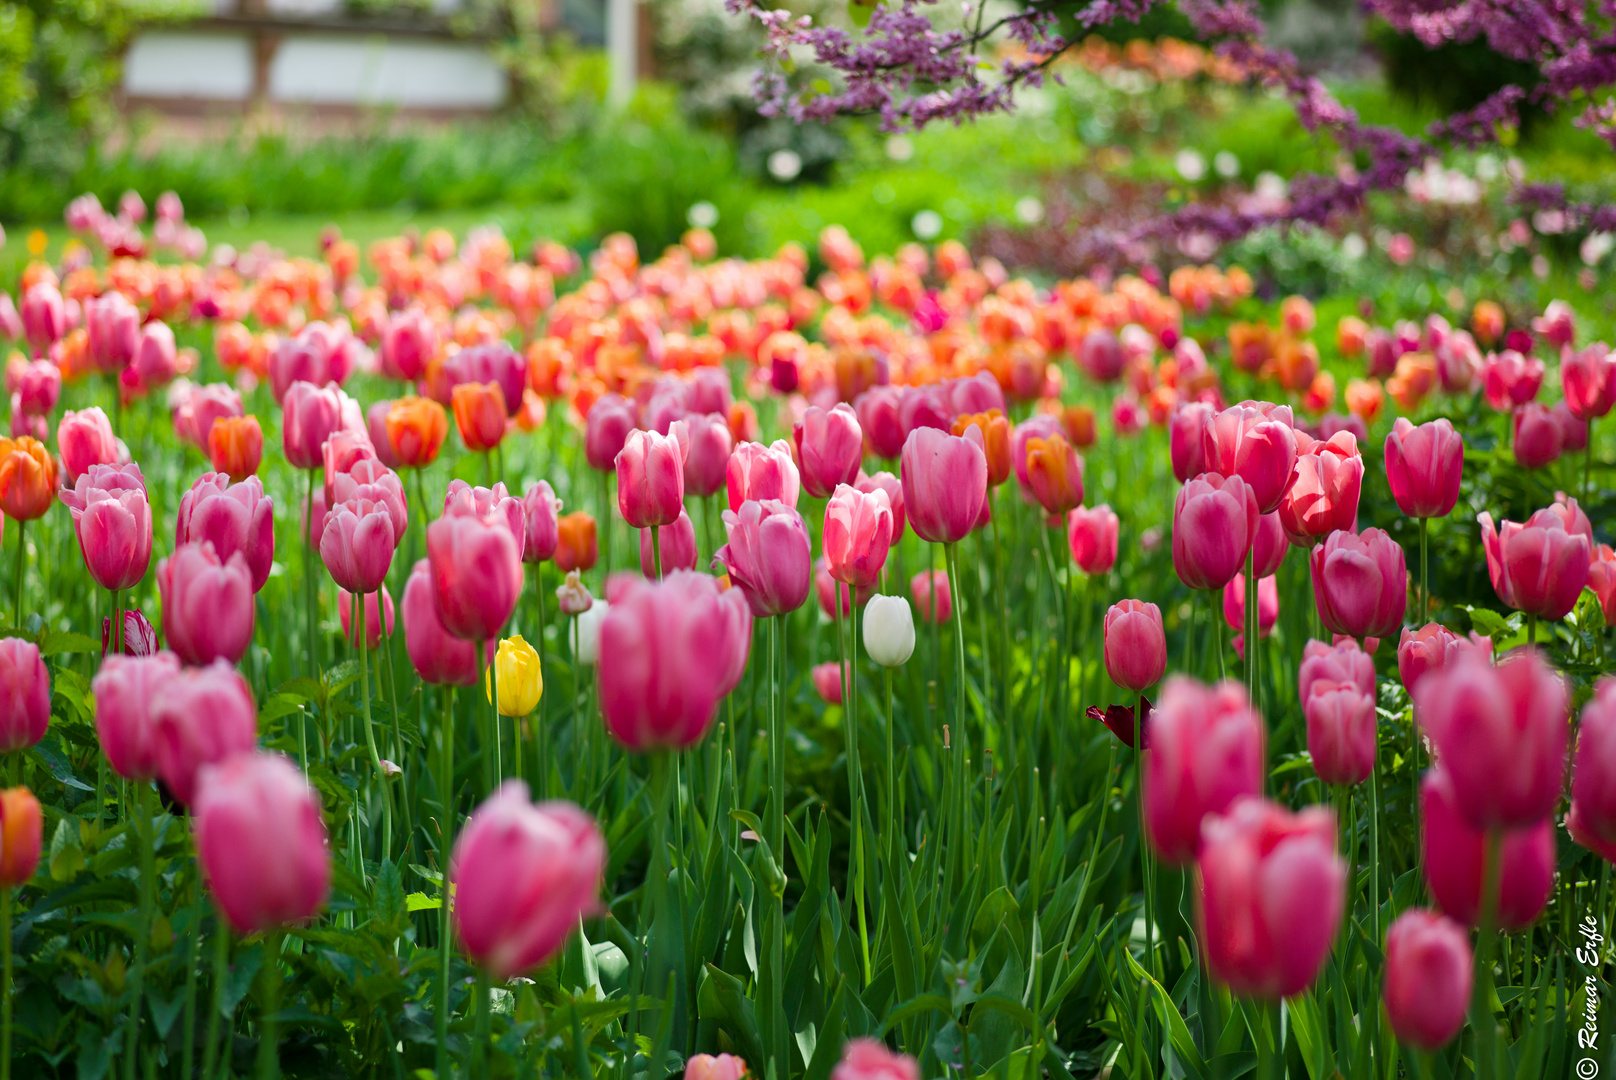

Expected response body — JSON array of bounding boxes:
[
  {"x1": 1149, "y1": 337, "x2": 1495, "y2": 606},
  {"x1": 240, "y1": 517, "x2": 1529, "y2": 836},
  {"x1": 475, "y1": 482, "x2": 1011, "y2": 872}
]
[{"x1": 1, "y1": 0, "x2": 1613, "y2": 303}]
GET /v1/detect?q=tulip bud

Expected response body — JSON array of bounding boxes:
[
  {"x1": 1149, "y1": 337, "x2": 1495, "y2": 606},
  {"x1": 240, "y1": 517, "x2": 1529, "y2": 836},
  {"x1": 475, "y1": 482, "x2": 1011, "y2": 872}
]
[
  {"x1": 486, "y1": 635, "x2": 543, "y2": 717},
  {"x1": 208, "y1": 416, "x2": 264, "y2": 482},
  {"x1": 1304, "y1": 677, "x2": 1376, "y2": 786},
  {"x1": 1172, "y1": 473, "x2": 1257, "y2": 591},
  {"x1": 617, "y1": 424, "x2": 688, "y2": 529},
  {"x1": 1383, "y1": 910, "x2": 1474, "y2": 1051},
  {"x1": 556, "y1": 571, "x2": 593, "y2": 616},
  {"x1": 901, "y1": 427, "x2": 988, "y2": 544},
  {"x1": 0, "y1": 787, "x2": 42, "y2": 886},
  {"x1": 824, "y1": 484, "x2": 893, "y2": 589},
  {"x1": 157, "y1": 542, "x2": 255, "y2": 667},
  {"x1": 726, "y1": 439, "x2": 800, "y2": 512},
  {"x1": 812, "y1": 662, "x2": 844, "y2": 704},
  {"x1": 1310, "y1": 527, "x2": 1407, "y2": 641},
  {"x1": 1104, "y1": 600, "x2": 1165, "y2": 693},
  {"x1": 584, "y1": 394, "x2": 636, "y2": 472},
  {"x1": 152, "y1": 659, "x2": 259, "y2": 806},
  {"x1": 1567, "y1": 679, "x2": 1616, "y2": 863},
  {"x1": 1421, "y1": 766, "x2": 1553, "y2": 929},
  {"x1": 0, "y1": 638, "x2": 49, "y2": 753},
  {"x1": 685, "y1": 1054, "x2": 748, "y2": 1080},
  {"x1": 385, "y1": 396, "x2": 449, "y2": 468},
  {"x1": 862, "y1": 595, "x2": 916, "y2": 667},
  {"x1": 793, "y1": 402, "x2": 863, "y2": 499},
  {"x1": 1478, "y1": 504, "x2": 1590, "y2": 620},
  {"x1": 910, "y1": 569, "x2": 951, "y2": 624},
  {"x1": 175, "y1": 473, "x2": 275, "y2": 593},
  {"x1": 57, "y1": 407, "x2": 118, "y2": 483},
  {"x1": 427, "y1": 507, "x2": 522, "y2": 643},
  {"x1": 1143, "y1": 677, "x2": 1265, "y2": 864}
]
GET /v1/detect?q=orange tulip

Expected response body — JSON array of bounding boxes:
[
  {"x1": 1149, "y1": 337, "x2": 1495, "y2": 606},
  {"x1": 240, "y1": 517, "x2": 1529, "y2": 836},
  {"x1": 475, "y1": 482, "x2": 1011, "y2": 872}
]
[
  {"x1": 386, "y1": 396, "x2": 450, "y2": 468},
  {"x1": 208, "y1": 416, "x2": 264, "y2": 482},
  {"x1": 1024, "y1": 433, "x2": 1084, "y2": 516},
  {"x1": 1345, "y1": 378, "x2": 1386, "y2": 424},
  {"x1": 452, "y1": 382, "x2": 508, "y2": 453},
  {"x1": 0, "y1": 786, "x2": 42, "y2": 886},
  {"x1": 952, "y1": 410, "x2": 1012, "y2": 486},
  {"x1": 1061, "y1": 404, "x2": 1098, "y2": 448},
  {"x1": 555, "y1": 512, "x2": 599, "y2": 573},
  {"x1": 1472, "y1": 300, "x2": 1505, "y2": 347},
  {"x1": 0, "y1": 437, "x2": 56, "y2": 520}
]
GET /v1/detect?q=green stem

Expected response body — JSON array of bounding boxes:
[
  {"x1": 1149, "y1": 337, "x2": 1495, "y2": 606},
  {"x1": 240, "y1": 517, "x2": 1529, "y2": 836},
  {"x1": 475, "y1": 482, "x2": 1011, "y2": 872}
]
[
  {"x1": 304, "y1": 471, "x2": 318, "y2": 676},
  {"x1": 437, "y1": 686, "x2": 458, "y2": 1080},
  {"x1": 11, "y1": 516, "x2": 22, "y2": 628},
  {"x1": 473, "y1": 970, "x2": 492, "y2": 1080},
  {"x1": 257, "y1": 929, "x2": 284, "y2": 1080},
  {"x1": 767, "y1": 616, "x2": 787, "y2": 1076},
  {"x1": 358, "y1": 595, "x2": 395, "y2": 863},
  {"x1": 1136, "y1": 693, "x2": 1156, "y2": 981},
  {"x1": 945, "y1": 543, "x2": 971, "y2": 894},
  {"x1": 202, "y1": 918, "x2": 229, "y2": 1080},
  {"x1": 837, "y1": 594, "x2": 872, "y2": 984},
  {"x1": 651, "y1": 523, "x2": 662, "y2": 580},
  {"x1": 180, "y1": 870, "x2": 204, "y2": 1080},
  {"x1": 534, "y1": 566, "x2": 550, "y2": 799},
  {"x1": 1473, "y1": 830, "x2": 1504, "y2": 1080},
  {"x1": 123, "y1": 784, "x2": 153, "y2": 1080}
]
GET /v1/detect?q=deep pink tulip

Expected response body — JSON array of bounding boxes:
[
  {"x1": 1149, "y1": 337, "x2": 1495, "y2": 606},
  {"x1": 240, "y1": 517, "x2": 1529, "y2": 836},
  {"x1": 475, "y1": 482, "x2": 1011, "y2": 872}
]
[
  {"x1": 640, "y1": 509, "x2": 697, "y2": 575},
  {"x1": 1077, "y1": 326, "x2": 1125, "y2": 381},
  {"x1": 193, "y1": 752, "x2": 329, "y2": 934},
  {"x1": 151, "y1": 659, "x2": 258, "y2": 805},
  {"x1": 427, "y1": 508, "x2": 523, "y2": 643},
  {"x1": 911, "y1": 569, "x2": 952, "y2": 624},
  {"x1": 339, "y1": 587, "x2": 395, "y2": 650},
  {"x1": 1011, "y1": 415, "x2": 1061, "y2": 491},
  {"x1": 20, "y1": 283, "x2": 65, "y2": 356},
  {"x1": 833, "y1": 1039, "x2": 918, "y2": 1080},
  {"x1": 1554, "y1": 399, "x2": 1589, "y2": 452},
  {"x1": 1511, "y1": 401, "x2": 1563, "y2": 469},
  {"x1": 269, "y1": 320, "x2": 360, "y2": 404},
  {"x1": 402, "y1": 560, "x2": 491, "y2": 685},
  {"x1": 1397, "y1": 623, "x2": 1491, "y2": 698},
  {"x1": 597, "y1": 571, "x2": 750, "y2": 749},
  {"x1": 714, "y1": 500, "x2": 811, "y2": 618},
  {"x1": 1250, "y1": 510, "x2": 1287, "y2": 576},
  {"x1": 172, "y1": 383, "x2": 244, "y2": 450},
  {"x1": 617, "y1": 423, "x2": 688, "y2": 529},
  {"x1": 793, "y1": 403, "x2": 863, "y2": 499},
  {"x1": 1416, "y1": 647, "x2": 1567, "y2": 831},
  {"x1": 0, "y1": 293, "x2": 19, "y2": 343},
  {"x1": 1172, "y1": 473, "x2": 1257, "y2": 591},
  {"x1": 1197, "y1": 797, "x2": 1344, "y2": 999},
  {"x1": 1544, "y1": 490, "x2": 1593, "y2": 541},
  {"x1": 1563, "y1": 343, "x2": 1616, "y2": 421},
  {"x1": 898, "y1": 385, "x2": 952, "y2": 437},
  {"x1": 1143, "y1": 677, "x2": 1266, "y2": 865},
  {"x1": 854, "y1": 387, "x2": 905, "y2": 459},
  {"x1": 683, "y1": 413, "x2": 734, "y2": 498},
  {"x1": 1482, "y1": 350, "x2": 1544, "y2": 411},
  {"x1": 824, "y1": 483, "x2": 893, "y2": 589},
  {"x1": 332, "y1": 457, "x2": 407, "y2": 541},
  {"x1": 1383, "y1": 910, "x2": 1474, "y2": 1050},
  {"x1": 282, "y1": 381, "x2": 361, "y2": 471},
  {"x1": 726, "y1": 439, "x2": 800, "y2": 512},
  {"x1": 380, "y1": 308, "x2": 438, "y2": 381},
  {"x1": 157, "y1": 543, "x2": 255, "y2": 666},
  {"x1": 91, "y1": 651, "x2": 180, "y2": 780},
  {"x1": 812, "y1": 661, "x2": 844, "y2": 704},
  {"x1": 321, "y1": 496, "x2": 398, "y2": 595},
  {"x1": 1478, "y1": 504, "x2": 1591, "y2": 620},
  {"x1": 11, "y1": 358, "x2": 60, "y2": 416},
  {"x1": 815, "y1": 555, "x2": 871, "y2": 618},
  {"x1": 522, "y1": 481, "x2": 562, "y2": 564},
  {"x1": 1278, "y1": 431, "x2": 1362, "y2": 544},
  {"x1": 444, "y1": 479, "x2": 524, "y2": 558},
  {"x1": 1533, "y1": 299, "x2": 1575, "y2": 349},
  {"x1": 948, "y1": 371, "x2": 1005, "y2": 419},
  {"x1": 444, "y1": 342, "x2": 527, "y2": 418},
  {"x1": 57, "y1": 407, "x2": 118, "y2": 483},
  {"x1": 1104, "y1": 600, "x2": 1166, "y2": 693},
  {"x1": 85, "y1": 291, "x2": 140, "y2": 373},
  {"x1": 585, "y1": 394, "x2": 637, "y2": 472},
  {"x1": 103, "y1": 607, "x2": 159, "y2": 657},
  {"x1": 1169, "y1": 401, "x2": 1213, "y2": 483},
  {"x1": 1222, "y1": 573, "x2": 1278, "y2": 659},
  {"x1": 1303, "y1": 675, "x2": 1376, "y2": 786},
  {"x1": 1067, "y1": 504, "x2": 1118, "y2": 575},
  {"x1": 56, "y1": 464, "x2": 148, "y2": 594},
  {"x1": 366, "y1": 400, "x2": 403, "y2": 469},
  {"x1": 1297, "y1": 637, "x2": 1375, "y2": 704},
  {"x1": 1568, "y1": 679, "x2": 1616, "y2": 863},
  {"x1": 127, "y1": 321, "x2": 179, "y2": 393},
  {"x1": 175, "y1": 473, "x2": 275, "y2": 593},
  {"x1": 450, "y1": 781, "x2": 604, "y2": 978},
  {"x1": 1310, "y1": 527, "x2": 1407, "y2": 640},
  {"x1": 688, "y1": 367, "x2": 732, "y2": 418},
  {"x1": 900, "y1": 426, "x2": 987, "y2": 544},
  {"x1": 856, "y1": 471, "x2": 905, "y2": 543},
  {"x1": 1421, "y1": 766, "x2": 1553, "y2": 929},
  {"x1": 1203, "y1": 401, "x2": 1298, "y2": 514},
  {"x1": 0, "y1": 638, "x2": 49, "y2": 752}
]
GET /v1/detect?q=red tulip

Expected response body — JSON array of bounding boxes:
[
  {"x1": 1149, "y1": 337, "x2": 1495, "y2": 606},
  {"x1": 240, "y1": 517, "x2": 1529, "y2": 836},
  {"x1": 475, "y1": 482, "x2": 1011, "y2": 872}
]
[
  {"x1": 1172, "y1": 473, "x2": 1257, "y2": 591},
  {"x1": 57, "y1": 407, "x2": 118, "y2": 483},
  {"x1": 1566, "y1": 679, "x2": 1616, "y2": 863},
  {"x1": 1563, "y1": 342, "x2": 1616, "y2": 420},
  {"x1": 402, "y1": 560, "x2": 492, "y2": 685},
  {"x1": 640, "y1": 508, "x2": 697, "y2": 575},
  {"x1": 0, "y1": 638, "x2": 49, "y2": 752},
  {"x1": 194, "y1": 752, "x2": 329, "y2": 933},
  {"x1": 900, "y1": 426, "x2": 988, "y2": 544},
  {"x1": 726, "y1": 439, "x2": 800, "y2": 512},
  {"x1": 910, "y1": 569, "x2": 952, "y2": 623},
  {"x1": 58, "y1": 462, "x2": 152, "y2": 592},
  {"x1": 1421, "y1": 765, "x2": 1552, "y2": 929},
  {"x1": 1303, "y1": 674, "x2": 1376, "y2": 786},
  {"x1": 1068, "y1": 505, "x2": 1118, "y2": 575},
  {"x1": 1104, "y1": 600, "x2": 1165, "y2": 693},
  {"x1": 339, "y1": 586, "x2": 395, "y2": 649},
  {"x1": 1396, "y1": 622, "x2": 1491, "y2": 698},
  {"x1": 1203, "y1": 401, "x2": 1298, "y2": 514},
  {"x1": 1197, "y1": 797, "x2": 1344, "y2": 999},
  {"x1": 597, "y1": 571, "x2": 750, "y2": 750},
  {"x1": 0, "y1": 787, "x2": 42, "y2": 886},
  {"x1": 1143, "y1": 677, "x2": 1266, "y2": 865},
  {"x1": 450, "y1": 782, "x2": 604, "y2": 978},
  {"x1": 617, "y1": 424, "x2": 688, "y2": 529},
  {"x1": 854, "y1": 387, "x2": 905, "y2": 459},
  {"x1": 1383, "y1": 910, "x2": 1473, "y2": 1050},
  {"x1": 1478, "y1": 503, "x2": 1591, "y2": 620},
  {"x1": 714, "y1": 499, "x2": 811, "y2": 618},
  {"x1": 584, "y1": 393, "x2": 636, "y2": 472},
  {"x1": 427, "y1": 505, "x2": 523, "y2": 643},
  {"x1": 793, "y1": 402, "x2": 863, "y2": 499},
  {"x1": 1277, "y1": 431, "x2": 1361, "y2": 543},
  {"x1": 824, "y1": 483, "x2": 893, "y2": 589},
  {"x1": 1415, "y1": 647, "x2": 1567, "y2": 831},
  {"x1": 683, "y1": 412, "x2": 734, "y2": 498},
  {"x1": 151, "y1": 659, "x2": 258, "y2": 805},
  {"x1": 282, "y1": 381, "x2": 360, "y2": 471},
  {"x1": 522, "y1": 481, "x2": 562, "y2": 564},
  {"x1": 157, "y1": 543, "x2": 255, "y2": 666},
  {"x1": 1309, "y1": 527, "x2": 1407, "y2": 641},
  {"x1": 175, "y1": 473, "x2": 276, "y2": 593}
]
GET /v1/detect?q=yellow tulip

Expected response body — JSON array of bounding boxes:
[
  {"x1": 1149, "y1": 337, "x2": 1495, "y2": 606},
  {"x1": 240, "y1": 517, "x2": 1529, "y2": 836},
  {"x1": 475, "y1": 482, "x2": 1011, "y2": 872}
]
[{"x1": 485, "y1": 634, "x2": 542, "y2": 717}]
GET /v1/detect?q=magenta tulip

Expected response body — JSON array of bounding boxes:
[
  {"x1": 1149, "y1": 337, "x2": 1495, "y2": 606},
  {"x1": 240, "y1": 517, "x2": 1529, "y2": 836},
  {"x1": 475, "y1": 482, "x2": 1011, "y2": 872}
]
[
  {"x1": 793, "y1": 402, "x2": 863, "y2": 499},
  {"x1": 1421, "y1": 766, "x2": 1553, "y2": 929},
  {"x1": 1566, "y1": 679, "x2": 1616, "y2": 863},
  {"x1": 1303, "y1": 676, "x2": 1376, "y2": 786},
  {"x1": 157, "y1": 543, "x2": 255, "y2": 666},
  {"x1": 1563, "y1": 343, "x2": 1616, "y2": 420},
  {"x1": 726, "y1": 439, "x2": 800, "y2": 512},
  {"x1": 584, "y1": 393, "x2": 636, "y2": 472},
  {"x1": 269, "y1": 320, "x2": 360, "y2": 404},
  {"x1": 1169, "y1": 402, "x2": 1213, "y2": 482},
  {"x1": 1297, "y1": 637, "x2": 1375, "y2": 703},
  {"x1": 282, "y1": 380, "x2": 360, "y2": 471},
  {"x1": 321, "y1": 497, "x2": 398, "y2": 595},
  {"x1": 640, "y1": 509, "x2": 697, "y2": 575},
  {"x1": 175, "y1": 473, "x2": 276, "y2": 593},
  {"x1": 823, "y1": 483, "x2": 893, "y2": 589},
  {"x1": 85, "y1": 291, "x2": 140, "y2": 374},
  {"x1": 1482, "y1": 350, "x2": 1544, "y2": 411},
  {"x1": 0, "y1": 638, "x2": 49, "y2": 752},
  {"x1": 617, "y1": 424, "x2": 688, "y2": 529},
  {"x1": 1067, "y1": 504, "x2": 1118, "y2": 576},
  {"x1": 856, "y1": 471, "x2": 905, "y2": 542},
  {"x1": 1203, "y1": 401, "x2": 1298, "y2": 514},
  {"x1": 1397, "y1": 622, "x2": 1491, "y2": 698},
  {"x1": 58, "y1": 463, "x2": 152, "y2": 591},
  {"x1": 855, "y1": 387, "x2": 905, "y2": 459},
  {"x1": 1251, "y1": 510, "x2": 1287, "y2": 576},
  {"x1": 522, "y1": 481, "x2": 562, "y2": 564},
  {"x1": 900, "y1": 426, "x2": 987, "y2": 544},
  {"x1": 427, "y1": 507, "x2": 523, "y2": 643},
  {"x1": 57, "y1": 407, "x2": 118, "y2": 483},
  {"x1": 714, "y1": 499, "x2": 812, "y2": 618},
  {"x1": 1143, "y1": 676, "x2": 1266, "y2": 864},
  {"x1": 402, "y1": 560, "x2": 492, "y2": 685},
  {"x1": 1277, "y1": 431, "x2": 1361, "y2": 543},
  {"x1": 1222, "y1": 573, "x2": 1278, "y2": 658},
  {"x1": 380, "y1": 308, "x2": 438, "y2": 381},
  {"x1": 152, "y1": 659, "x2": 258, "y2": 805},
  {"x1": 1310, "y1": 527, "x2": 1407, "y2": 640},
  {"x1": 683, "y1": 413, "x2": 733, "y2": 498},
  {"x1": 1172, "y1": 473, "x2": 1257, "y2": 591},
  {"x1": 1478, "y1": 503, "x2": 1591, "y2": 620},
  {"x1": 444, "y1": 479, "x2": 524, "y2": 557},
  {"x1": 1383, "y1": 910, "x2": 1473, "y2": 1050},
  {"x1": 833, "y1": 1039, "x2": 918, "y2": 1080},
  {"x1": 1104, "y1": 600, "x2": 1165, "y2": 693},
  {"x1": 812, "y1": 661, "x2": 844, "y2": 704},
  {"x1": 20, "y1": 282, "x2": 65, "y2": 356},
  {"x1": 92, "y1": 651, "x2": 181, "y2": 781},
  {"x1": 1511, "y1": 401, "x2": 1563, "y2": 469},
  {"x1": 11, "y1": 358, "x2": 60, "y2": 416}
]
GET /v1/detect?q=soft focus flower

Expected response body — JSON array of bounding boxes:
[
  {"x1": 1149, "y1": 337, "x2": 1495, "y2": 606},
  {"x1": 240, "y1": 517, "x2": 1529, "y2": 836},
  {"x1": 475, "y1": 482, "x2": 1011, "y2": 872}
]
[
  {"x1": 521, "y1": 481, "x2": 562, "y2": 565},
  {"x1": 910, "y1": 569, "x2": 951, "y2": 624},
  {"x1": 1067, "y1": 505, "x2": 1118, "y2": 575},
  {"x1": 683, "y1": 413, "x2": 734, "y2": 498},
  {"x1": 1478, "y1": 504, "x2": 1591, "y2": 620},
  {"x1": 1567, "y1": 680, "x2": 1616, "y2": 863},
  {"x1": 1023, "y1": 432, "x2": 1084, "y2": 517},
  {"x1": 283, "y1": 381, "x2": 359, "y2": 471},
  {"x1": 584, "y1": 394, "x2": 636, "y2": 472},
  {"x1": 403, "y1": 560, "x2": 491, "y2": 685},
  {"x1": 157, "y1": 543, "x2": 255, "y2": 666},
  {"x1": 1309, "y1": 527, "x2": 1407, "y2": 641},
  {"x1": 427, "y1": 506, "x2": 523, "y2": 642},
  {"x1": 1482, "y1": 350, "x2": 1544, "y2": 411},
  {"x1": 208, "y1": 416, "x2": 264, "y2": 482},
  {"x1": 1421, "y1": 765, "x2": 1553, "y2": 929},
  {"x1": 832, "y1": 1039, "x2": 918, "y2": 1080},
  {"x1": 1396, "y1": 622, "x2": 1490, "y2": 698},
  {"x1": 0, "y1": 433, "x2": 59, "y2": 524},
  {"x1": 951, "y1": 410, "x2": 1012, "y2": 486},
  {"x1": 901, "y1": 426, "x2": 987, "y2": 544},
  {"x1": 640, "y1": 508, "x2": 697, "y2": 576},
  {"x1": 1169, "y1": 402, "x2": 1213, "y2": 483},
  {"x1": 812, "y1": 661, "x2": 844, "y2": 704},
  {"x1": 556, "y1": 571, "x2": 593, "y2": 617},
  {"x1": 0, "y1": 638, "x2": 49, "y2": 752},
  {"x1": 1143, "y1": 676, "x2": 1265, "y2": 865},
  {"x1": 714, "y1": 500, "x2": 811, "y2": 618},
  {"x1": 57, "y1": 407, "x2": 117, "y2": 483},
  {"x1": 555, "y1": 512, "x2": 598, "y2": 573},
  {"x1": 1563, "y1": 343, "x2": 1616, "y2": 420},
  {"x1": 1222, "y1": 573, "x2": 1278, "y2": 658},
  {"x1": 175, "y1": 473, "x2": 275, "y2": 593},
  {"x1": 385, "y1": 396, "x2": 449, "y2": 468},
  {"x1": 1303, "y1": 673, "x2": 1376, "y2": 786},
  {"x1": 1383, "y1": 910, "x2": 1473, "y2": 1051},
  {"x1": 486, "y1": 635, "x2": 543, "y2": 717},
  {"x1": 1104, "y1": 600, "x2": 1165, "y2": 693},
  {"x1": 58, "y1": 462, "x2": 151, "y2": 592},
  {"x1": 0, "y1": 787, "x2": 42, "y2": 887},
  {"x1": 863, "y1": 594, "x2": 915, "y2": 667},
  {"x1": 151, "y1": 660, "x2": 259, "y2": 805},
  {"x1": 1297, "y1": 637, "x2": 1375, "y2": 704},
  {"x1": 1512, "y1": 401, "x2": 1563, "y2": 469},
  {"x1": 1172, "y1": 473, "x2": 1257, "y2": 591},
  {"x1": 685, "y1": 1055, "x2": 748, "y2": 1080},
  {"x1": 452, "y1": 381, "x2": 508, "y2": 453}
]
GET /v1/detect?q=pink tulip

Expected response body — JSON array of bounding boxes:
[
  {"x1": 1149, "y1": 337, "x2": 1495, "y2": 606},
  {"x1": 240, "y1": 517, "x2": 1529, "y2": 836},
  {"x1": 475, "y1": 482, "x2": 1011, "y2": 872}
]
[
  {"x1": 1068, "y1": 505, "x2": 1118, "y2": 575},
  {"x1": 686, "y1": 1055, "x2": 748, "y2": 1080},
  {"x1": 173, "y1": 383, "x2": 244, "y2": 450},
  {"x1": 1544, "y1": 490, "x2": 1594, "y2": 541},
  {"x1": 898, "y1": 386, "x2": 951, "y2": 437},
  {"x1": 1554, "y1": 399, "x2": 1589, "y2": 452},
  {"x1": 1104, "y1": 600, "x2": 1165, "y2": 693},
  {"x1": 152, "y1": 659, "x2": 258, "y2": 805},
  {"x1": 444, "y1": 479, "x2": 524, "y2": 557},
  {"x1": 1143, "y1": 676, "x2": 1266, "y2": 864},
  {"x1": 85, "y1": 292, "x2": 140, "y2": 373},
  {"x1": 0, "y1": 638, "x2": 49, "y2": 752},
  {"x1": 1303, "y1": 675, "x2": 1376, "y2": 786},
  {"x1": 855, "y1": 387, "x2": 905, "y2": 459},
  {"x1": 1566, "y1": 679, "x2": 1616, "y2": 863},
  {"x1": 283, "y1": 381, "x2": 361, "y2": 471},
  {"x1": 688, "y1": 367, "x2": 732, "y2": 418},
  {"x1": 402, "y1": 560, "x2": 492, "y2": 685},
  {"x1": 900, "y1": 426, "x2": 987, "y2": 544},
  {"x1": 443, "y1": 342, "x2": 527, "y2": 418},
  {"x1": 910, "y1": 569, "x2": 952, "y2": 624},
  {"x1": 127, "y1": 321, "x2": 180, "y2": 393},
  {"x1": 269, "y1": 320, "x2": 360, "y2": 403},
  {"x1": 1277, "y1": 431, "x2": 1361, "y2": 544},
  {"x1": 1077, "y1": 326, "x2": 1125, "y2": 381},
  {"x1": 1222, "y1": 573, "x2": 1278, "y2": 658},
  {"x1": 1310, "y1": 527, "x2": 1407, "y2": 640},
  {"x1": 683, "y1": 412, "x2": 734, "y2": 498},
  {"x1": 1203, "y1": 401, "x2": 1298, "y2": 514},
  {"x1": 812, "y1": 661, "x2": 845, "y2": 704},
  {"x1": 1532, "y1": 299, "x2": 1575, "y2": 349},
  {"x1": 427, "y1": 508, "x2": 523, "y2": 643},
  {"x1": 597, "y1": 571, "x2": 750, "y2": 749},
  {"x1": 1563, "y1": 342, "x2": 1616, "y2": 420},
  {"x1": 11, "y1": 358, "x2": 60, "y2": 416},
  {"x1": 855, "y1": 471, "x2": 905, "y2": 543},
  {"x1": 91, "y1": 651, "x2": 181, "y2": 780},
  {"x1": 584, "y1": 394, "x2": 637, "y2": 472},
  {"x1": 1011, "y1": 415, "x2": 1061, "y2": 491},
  {"x1": 1482, "y1": 349, "x2": 1544, "y2": 411},
  {"x1": 450, "y1": 781, "x2": 604, "y2": 978},
  {"x1": 381, "y1": 308, "x2": 438, "y2": 381},
  {"x1": 714, "y1": 500, "x2": 811, "y2": 618},
  {"x1": 1397, "y1": 623, "x2": 1491, "y2": 698},
  {"x1": 617, "y1": 423, "x2": 688, "y2": 529},
  {"x1": 1415, "y1": 647, "x2": 1567, "y2": 831},
  {"x1": 1511, "y1": 401, "x2": 1563, "y2": 469},
  {"x1": 57, "y1": 462, "x2": 151, "y2": 592},
  {"x1": 1250, "y1": 510, "x2": 1287, "y2": 576},
  {"x1": 157, "y1": 543, "x2": 255, "y2": 666},
  {"x1": 332, "y1": 458, "x2": 408, "y2": 542},
  {"x1": 793, "y1": 403, "x2": 864, "y2": 498},
  {"x1": 815, "y1": 556, "x2": 871, "y2": 618},
  {"x1": 20, "y1": 283, "x2": 65, "y2": 356},
  {"x1": 1297, "y1": 637, "x2": 1375, "y2": 703},
  {"x1": 640, "y1": 509, "x2": 697, "y2": 575},
  {"x1": 1421, "y1": 766, "x2": 1553, "y2": 929},
  {"x1": 832, "y1": 1039, "x2": 918, "y2": 1080},
  {"x1": 339, "y1": 586, "x2": 395, "y2": 649},
  {"x1": 366, "y1": 400, "x2": 402, "y2": 469},
  {"x1": 175, "y1": 473, "x2": 276, "y2": 593},
  {"x1": 0, "y1": 293, "x2": 19, "y2": 343},
  {"x1": 103, "y1": 607, "x2": 159, "y2": 657},
  {"x1": 522, "y1": 481, "x2": 562, "y2": 564},
  {"x1": 322, "y1": 429, "x2": 377, "y2": 507},
  {"x1": 1169, "y1": 402, "x2": 1213, "y2": 483},
  {"x1": 321, "y1": 497, "x2": 398, "y2": 595},
  {"x1": 824, "y1": 483, "x2": 893, "y2": 589},
  {"x1": 57, "y1": 407, "x2": 118, "y2": 483},
  {"x1": 193, "y1": 752, "x2": 329, "y2": 934},
  {"x1": 1478, "y1": 503, "x2": 1591, "y2": 620},
  {"x1": 1197, "y1": 797, "x2": 1344, "y2": 999},
  {"x1": 726, "y1": 439, "x2": 800, "y2": 512},
  {"x1": 1172, "y1": 473, "x2": 1257, "y2": 591},
  {"x1": 1383, "y1": 910, "x2": 1473, "y2": 1050}
]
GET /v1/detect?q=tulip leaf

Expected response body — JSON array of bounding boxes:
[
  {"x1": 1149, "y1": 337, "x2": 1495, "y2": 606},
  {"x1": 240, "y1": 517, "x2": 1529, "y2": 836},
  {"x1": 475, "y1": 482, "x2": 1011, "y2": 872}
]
[
  {"x1": 31, "y1": 734, "x2": 94, "y2": 792},
  {"x1": 40, "y1": 630, "x2": 101, "y2": 657},
  {"x1": 404, "y1": 892, "x2": 440, "y2": 912},
  {"x1": 1123, "y1": 949, "x2": 1208, "y2": 1080}
]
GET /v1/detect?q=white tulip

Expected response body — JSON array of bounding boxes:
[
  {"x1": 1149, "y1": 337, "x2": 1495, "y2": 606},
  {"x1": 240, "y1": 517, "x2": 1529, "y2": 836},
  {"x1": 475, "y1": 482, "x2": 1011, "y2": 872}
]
[
  {"x1": 862, "y1": 594, "x2": 916, "y2": 668},
  {"x1": 572, "y1": 599, "x2": 610, "y2": 666}
]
